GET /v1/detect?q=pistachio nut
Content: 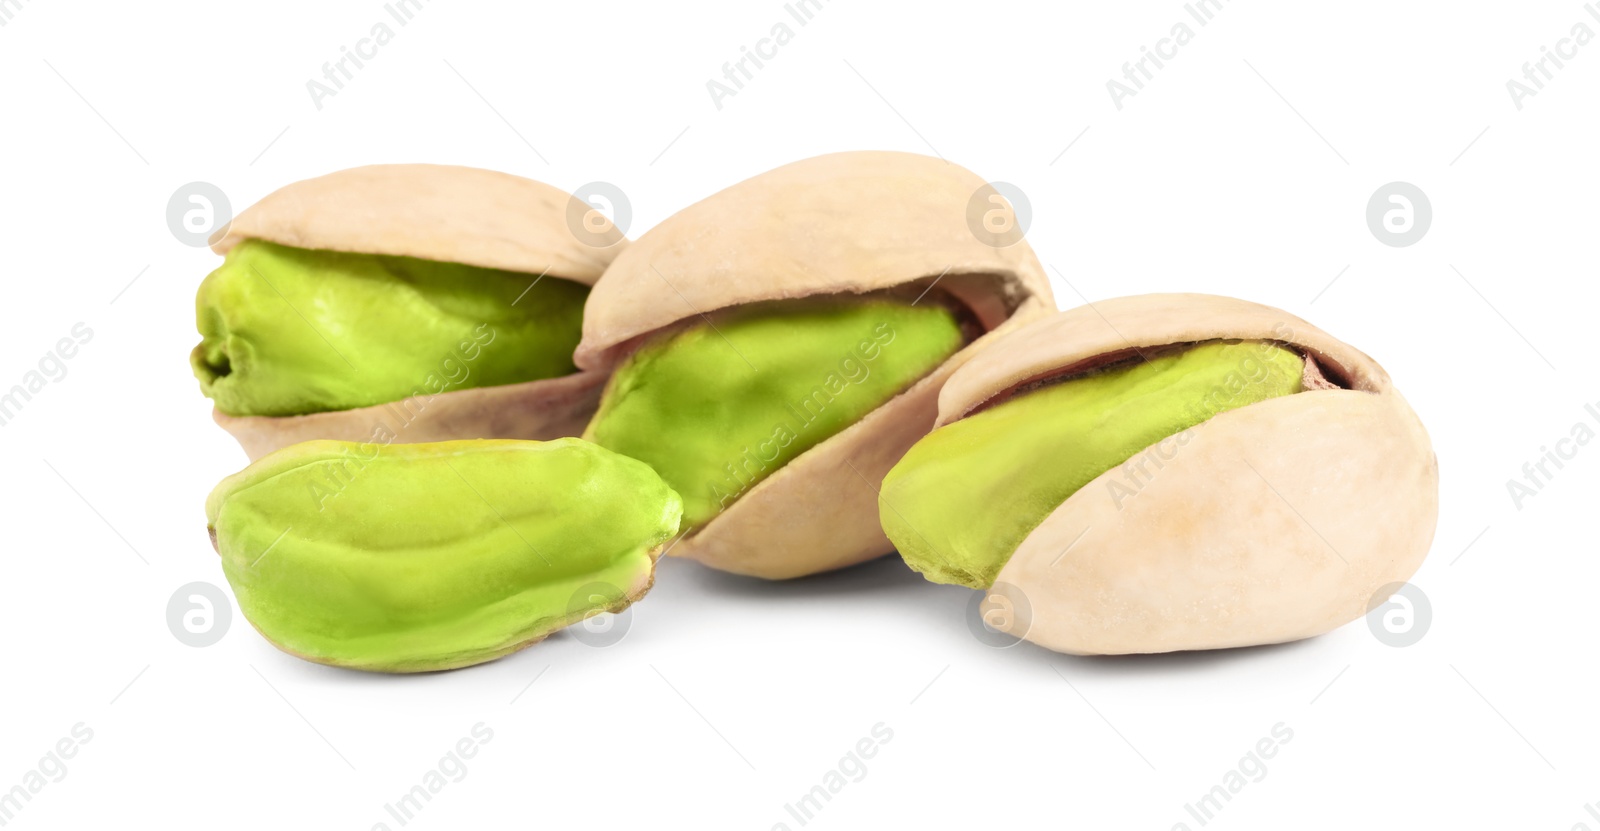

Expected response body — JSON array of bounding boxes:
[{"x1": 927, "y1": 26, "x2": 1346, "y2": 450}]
[
  {"x1": 205, "y1": 437, "x2": 681, "y2": 672},
  {"x1": 587, "y1": 295, "x2": 965, "y2": 533},
  {"x1": 880, "y1": 293, "x2": 1439, "y2": 654},
  {"x1": 196, "y1": 164, "x2": 625, "y2": 460},
  {"x1": 576, "y1": 151, "x2": 1055, "y2": 579}
]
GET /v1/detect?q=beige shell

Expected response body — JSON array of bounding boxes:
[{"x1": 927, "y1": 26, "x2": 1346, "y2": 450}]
[
  {"x1": 212, "y1": 369, "x2": 607, "y2": 462},
  {"x1": 206, "y1": 164, "x2": 625, "y2": 460},
  {"x1": 945, "y1": 294, "x2": 1438, "y2": 654},
  {"x1": 578, "y1": 151, "x2": 1056, "y2": 578},
  {"x1": 212, "y1": 163, "x2": 622, "y2": 278}
]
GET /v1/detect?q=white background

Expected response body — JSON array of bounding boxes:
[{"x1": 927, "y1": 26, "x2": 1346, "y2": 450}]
[{"x1": 2, "y1": 1, "x2": 1597, "y2": 828}]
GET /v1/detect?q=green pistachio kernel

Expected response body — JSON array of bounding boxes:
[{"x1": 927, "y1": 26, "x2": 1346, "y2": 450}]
[
  {"x1": 880, "y1": 340, "x2": 1305, "y2": 588},
  {"x1": 585, "y1": 296, "x2": 965, "y2": 532},
  {"x1": 205, "y1": 438, "x2": 682, "y2": 672},
  {"x1": 192, "y1": 239, "x2": 590, "y2": 417}
]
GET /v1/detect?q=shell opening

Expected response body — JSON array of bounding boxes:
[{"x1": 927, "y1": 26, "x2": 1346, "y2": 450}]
[
  {"x1": 965, "y1": 341, "x2": 1352, "y2": 420},
  {"x1": 881, "y1": 340, "x2": 1313, "y2": 589},
  {"x1": 584, "y1": 294, "x2": 971, "y2": 536}
]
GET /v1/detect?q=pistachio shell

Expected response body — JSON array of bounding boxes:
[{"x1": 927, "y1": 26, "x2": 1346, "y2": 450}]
[
  {"x1": 585, "y1": 297, "x2": 967, "y2": 533},
  {"x1": 952, "y1": 294, "x2": 1437, "y2": 653},
  {"x1": 205, "y1": 164, "x2": 625, "y2": 459},
  {"x1": 213, "y1": 163, "x2": 621, "y2": 281},
  {"x1": 206, "y1": 438, "x2": 681, "y2": 672},
  {"x1": 939, "y1": 292, "x2": 1388, "y2": 423},
  {"x1": 576, "y1": 151, "x2": 1055, "y2": 578},
  {"x1": 883, "y1": 341, "x2": 1305, "y2": 589},
  {"x1": 683, "y1": 302, "x2": 1049, "y2": 579},
  {"x1": 213, "y1": 369, "x2": 607, "y2": 462},
  {"x1": 575, "y1": 151, "x2": 1051, "y2": 372}
]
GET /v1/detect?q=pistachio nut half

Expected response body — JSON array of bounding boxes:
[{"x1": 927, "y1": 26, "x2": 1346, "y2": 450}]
[
  {"x1": 196, "y1": 164, "x2": 625, "y2": 460},
  {"x1": 205, "y1": 438, "x2": 682, "y2": 672},
  {"x1": 880, "y1": 293, "x2": 1439, "y2": 654},
  {"x1": 576, "y1": 151, "x2": 1055, "y2": 579}
]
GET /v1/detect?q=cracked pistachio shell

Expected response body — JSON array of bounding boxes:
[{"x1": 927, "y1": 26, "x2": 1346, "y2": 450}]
[
  {"x1": 205, "y1": 438, "x2": 682, "y2": 672},
  {"x1": 575, "y1": 151, "x2": 1055, "y2": 578},
  {"x1": 883, "y1": 340, "x2": 1306, "y2": 589},
  {"x1": 586, "y1": 297, "x2": 967, "y2": 533},
  {"x1": 206, "y1": 164, "x2": 625, "y2": 461},
  {"x1": 935, "y1": 294, "x2": 1438, "y2": 654}
]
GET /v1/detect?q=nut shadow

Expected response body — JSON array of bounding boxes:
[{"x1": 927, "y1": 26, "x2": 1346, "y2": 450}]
[
  {"x1": 654, "y1": 553, "x2": 1336, "y2": 674},
  {"x1": 655, "y1": 550, "x2": 932, "y2": 601},
  {"x1": 1028, "y1": 634, "x2": 1327, "y2": 678},
  {"x1": 642, "y1": 551, "x2": 965, "y2": 639}
]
